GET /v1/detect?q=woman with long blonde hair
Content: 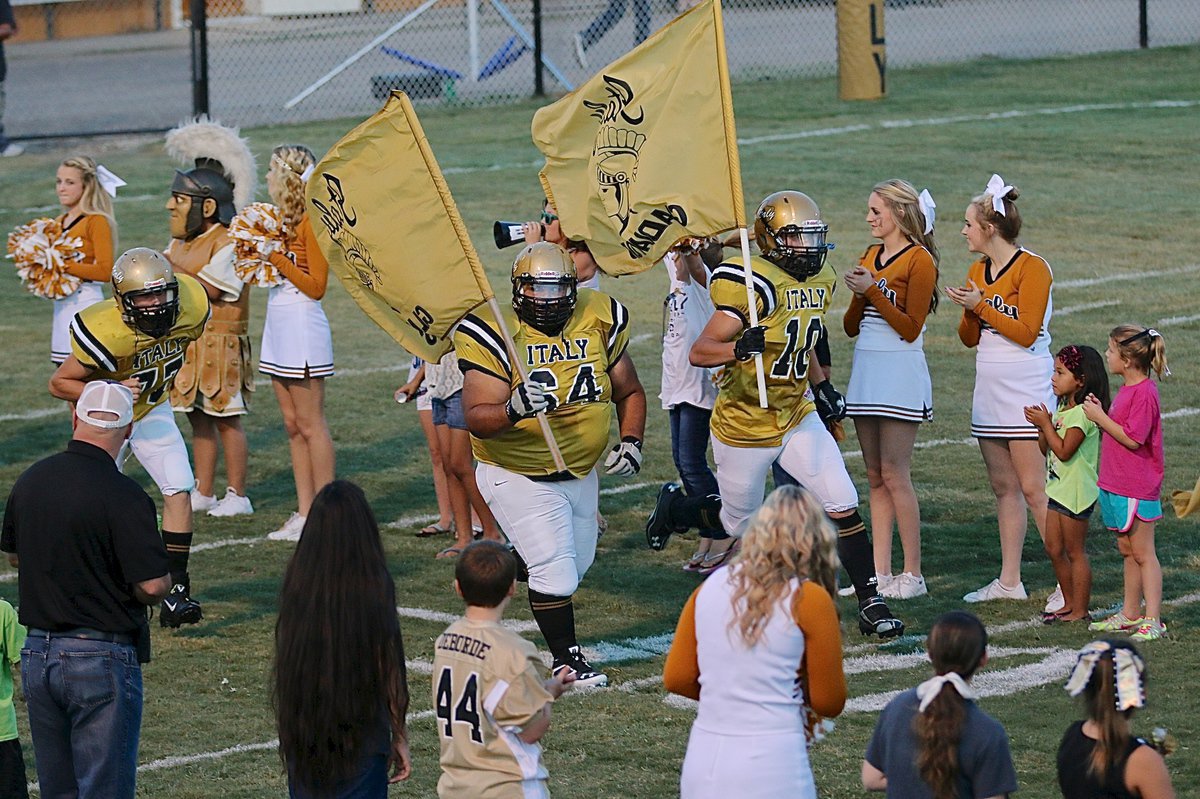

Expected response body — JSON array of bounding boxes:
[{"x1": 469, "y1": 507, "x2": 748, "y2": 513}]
[
  {"x1": 260, "y1": 144, "x2": 337, "y2": 541},
  {"x1": 843, "y1": 178, "x2": 939, "y2": 600},
  {"x1": 664, "y1": 485, "x2": 846, "y2": 799},
  {"x1": 50, "y1": 154, "x2": 119, "y2": 364}
]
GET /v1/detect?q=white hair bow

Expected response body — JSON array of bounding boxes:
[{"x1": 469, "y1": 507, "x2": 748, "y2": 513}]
[
  {"x1": 95, "y1": 165, "x2": 127, "y2": 198},
  {"x1": 300, "y1": 163, "x2": 315, "y2": 183},
  {"x1": 985, "y1": 174, "x2": 1013, "y2": 216},
  {"x1": 1064, "y1": 641, "x2": 1146, "y2": 711},
  {"x1": 916, "y1": 672, "x2": 976, "y2": 712},
  {"x1": 918, "y1": 189, "x2": 936, "y2": 235}
]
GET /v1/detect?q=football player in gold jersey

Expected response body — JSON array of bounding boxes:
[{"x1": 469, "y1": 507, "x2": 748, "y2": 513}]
[
  {"x1": 50, "y1": 248, "x2": 211, "y2": 627},
  {"x1": 646, "y1": 191, "x2": 904, "y2": 639},
  {"x1": 454, "y1": 242, "x2": 646, "y2": 687}
]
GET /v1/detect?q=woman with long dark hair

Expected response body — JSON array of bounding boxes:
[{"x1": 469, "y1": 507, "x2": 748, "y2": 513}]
[
  {"x1": 862, "y1": 611, "x2": 1017, "y2": 798},
  {"x1": 273, "y1": 480, "x2": 411, "y2": 797}
]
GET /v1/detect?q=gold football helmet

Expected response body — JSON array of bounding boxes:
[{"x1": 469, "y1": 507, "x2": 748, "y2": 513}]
[
  {"x1": 512, "y1": 242, "x2": 577, "y2": 335},
  {"x1": 111, "y1": 248, "x2": 181, "y2": 339},
  {"x1": 754, "y1": 190, "x2": 830, "y2": 280}
]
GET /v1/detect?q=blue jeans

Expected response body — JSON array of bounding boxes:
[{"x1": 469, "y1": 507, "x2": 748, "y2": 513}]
[
  {"x1": 669, "y1": 404, "x2": 726, "y2": 540},
  {"x1": 21, "y1": 634, "x2": 143, "y2": 799}
]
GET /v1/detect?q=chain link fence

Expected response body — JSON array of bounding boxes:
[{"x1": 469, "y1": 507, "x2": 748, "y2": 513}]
[{"x1": 6, "y1": 0, "x2": 1199, "y2": 138}]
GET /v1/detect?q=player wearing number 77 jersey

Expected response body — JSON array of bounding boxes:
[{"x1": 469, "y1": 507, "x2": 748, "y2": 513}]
[
  {"x1": 50, "y1": 247, "x2": 210, "y2": 628},
  {"x1": 454, "y1": 242, "x2": 646, "y2": 689},
  {"x1": 646, "y1": 191, "x2": 905, "y2": 639}
]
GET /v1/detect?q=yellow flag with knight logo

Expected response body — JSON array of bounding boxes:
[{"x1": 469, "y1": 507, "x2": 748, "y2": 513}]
[
  {"x1": 532, "y1": 0, "x2": 744, "y2": 277},
  {"x1": 306, "y1": 92, "x2": 490, "y2": 361}
]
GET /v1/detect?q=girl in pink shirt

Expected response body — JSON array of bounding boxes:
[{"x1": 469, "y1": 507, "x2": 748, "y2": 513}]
[{"x1": 1083, "y1": 324, "x2": 1169, "y2": 641}]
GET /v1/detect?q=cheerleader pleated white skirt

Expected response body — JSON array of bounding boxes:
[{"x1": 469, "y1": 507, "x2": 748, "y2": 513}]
[
  {"x1": 681, "y1": 726, "x2": 815, "y2": 799},
  {"x1": 259, "y1": 285, "x2": 334, "y2": 379},
  {"x1": 971, "y1": 354, "x2": 1053, "y2": 439},
  {"x1": 846, "y1": 348, "x2": 933, "y2": 422},
  {"x1": 51, "y1": 283, "x2": 105, "y2": 363}
]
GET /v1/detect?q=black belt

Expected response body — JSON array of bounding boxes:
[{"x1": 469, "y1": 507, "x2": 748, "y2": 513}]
[{"x1": 28, "y1": 627, "x2": 135, "y2": 645}]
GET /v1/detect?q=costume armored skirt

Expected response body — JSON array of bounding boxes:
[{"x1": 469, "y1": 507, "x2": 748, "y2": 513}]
[{"x1": 259, "y1": 284, "x2": 334, "y2": 379}]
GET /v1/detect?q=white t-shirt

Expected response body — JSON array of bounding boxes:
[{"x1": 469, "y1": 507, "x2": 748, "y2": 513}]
[{"x1": 660, "y1": 254, "x2": 718, "y2": 411}]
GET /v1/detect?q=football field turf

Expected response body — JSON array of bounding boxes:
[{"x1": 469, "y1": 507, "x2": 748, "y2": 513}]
[{"x1": 1, "y1": 44, "x2": 1198, "y2": 797}]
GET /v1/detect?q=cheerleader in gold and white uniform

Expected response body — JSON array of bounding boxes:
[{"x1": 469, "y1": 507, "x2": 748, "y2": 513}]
[
  {"x1": 260, "y1": 145, "x2": 336, "y2": 541},
  {"x1": 947, "y1": 175, "x2": 1054, "y2": 604},
  {"x1": 50, "y1": 155, "x2": 119, "y2": 364},
  {"x1": 843, "y1": 179, "x2": 939, "y2": 600}
]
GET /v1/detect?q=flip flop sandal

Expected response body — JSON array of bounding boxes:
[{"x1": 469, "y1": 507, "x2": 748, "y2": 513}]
[
  {"x1": 435, "y1": 546, "x2": 463, "y2": 559},
  {"x1": 416, "y1": 523, "x2": 453, "y2": 538},
  {"x1": 682, "y1": 549, "x2": 708, "y2": 572},
  {"x1": 697, "y1": 546, "x2": 734, "y2": 575}
]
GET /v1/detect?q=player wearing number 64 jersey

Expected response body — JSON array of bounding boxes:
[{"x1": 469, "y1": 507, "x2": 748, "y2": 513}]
[
  {"x1": 646, "y1": 191, "x2": 905, "y2": 639},
  {"x1": 455, "y1": 242, "x2": 646, "y2": 689},
  {"x1": 50, "y1": 247, "x2": 210, "y2": 628}
]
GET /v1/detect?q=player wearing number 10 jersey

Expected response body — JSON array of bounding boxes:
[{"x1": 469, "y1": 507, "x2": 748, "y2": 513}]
[
  {"x1": 647, "y1": 191, "x2": 904, "y2": 639},
  {"x1": 50, "y1": 247, "x2": 210, "y2": 628}
]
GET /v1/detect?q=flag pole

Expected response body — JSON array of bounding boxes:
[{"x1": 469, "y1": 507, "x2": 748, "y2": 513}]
[
  {"x1": 738, "y1": 227, "x2": 769, "y2": 409},
  {"x1": 484, "y1": 295, "x2": 569, "y2": 473}
]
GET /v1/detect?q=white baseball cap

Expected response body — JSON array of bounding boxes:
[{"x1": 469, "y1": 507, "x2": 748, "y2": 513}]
[{"x1": 75, "y1": 381, "x2": 134, "y2": 429}]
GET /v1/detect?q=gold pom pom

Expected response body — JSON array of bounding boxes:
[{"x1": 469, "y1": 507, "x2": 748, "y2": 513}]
[
  {"x1": 6, "y1": 217, "x2": 85, "y2": 299},
  {"x1": 230, "y1": 202, "x2": 288, "y2": 287}
]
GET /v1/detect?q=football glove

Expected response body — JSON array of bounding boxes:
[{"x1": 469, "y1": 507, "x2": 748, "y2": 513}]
[
  {"x1": 733, "y1": 325, "x2": 767, "y2": 361},
  {"x1": 604, "y1": 436, "x2": 643, "y2": 477},
  {"x1": 506, "y1": 380, "x2": 550, "y2": 422},
  {"x1": 812, "y1": 380, "x2": 847, "y2": 424}
]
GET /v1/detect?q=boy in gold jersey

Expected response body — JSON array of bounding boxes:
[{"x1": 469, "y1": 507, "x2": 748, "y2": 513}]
[
  {"x1": 646, "y1": 191, "x2": 904, "y2": 639},
  {"x1": 455, "y1": 242, "x2": 646, "y2": 687},
  {"x1": 434, "y1": 541, "x2": 574, "y2": 799}
]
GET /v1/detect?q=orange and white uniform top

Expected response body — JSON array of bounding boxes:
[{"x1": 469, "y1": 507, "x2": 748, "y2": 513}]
[
  {"x1": 843, "y1": 243, "x2": 937, "y2": 351},
  {"x1": 433, "y1": 618, "x2": 555, "y2": 799},
  {"x1": 957, "y1": 248, "x2": 1053, "y2": 362},
  {"x1": 60, "y1": 213, "x2": 115, "y2": 285}
]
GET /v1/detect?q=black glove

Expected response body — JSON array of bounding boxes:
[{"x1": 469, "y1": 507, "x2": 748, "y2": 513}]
[
  {"x1": 733, "y1": 325, "x2": 767, "y2": 361},
  {"x1": 812, "y1": 380, "x2": 847, "y2": 423}
]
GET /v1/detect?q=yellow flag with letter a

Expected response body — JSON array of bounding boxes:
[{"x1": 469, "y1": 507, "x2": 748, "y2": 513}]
[
  {"x1": 532, "y1": 0, "x2": 744, "y2": 277},
  {"x1": 306, "y1": 92, "x2": 490, "y2": 361}
]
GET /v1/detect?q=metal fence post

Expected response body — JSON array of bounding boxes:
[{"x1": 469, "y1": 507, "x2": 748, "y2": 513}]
[
  {"x1": 190, "y1": 0, "x2": 210, "y2": 117},
  {"x1": 533, "y1": 0, "x2": 545, "y2": 97},
  {"x1": 1139, "y1": 0, "x2": 1148, "y2": 48}
]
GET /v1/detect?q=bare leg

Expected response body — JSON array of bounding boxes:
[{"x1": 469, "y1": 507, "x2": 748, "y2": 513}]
[
  {"x1": 1009, "y1": 438, "x2": 1049, "y2": 541},
  {"x1": 979, "y1": 439, "x2": 1026, "y2": 588},
  {"x1": 436, "y1": 422, "x2": 473, "y2": 551},
  {"x1": 855, "y1": 417, "x2": 893, "y2": 576},
  {"x1": 215, "y1": 415, "x2": 248, "y2": 495},
  {"x1": 447, "y1": 427, "x2": 502, "y2": 541},
  {"x1": 878, "y1": 418, "x2": 921, "y2": 576},
  {"x1": 418, "y1": 407, "x2": 453, "y2": 528},
  {"x1": 1060, "y1": 514, "x2": 1091, "y2": 621},
  {"x1": 187, "y1": 411, "x2": 218, "y2": 498},
  {"x1": 1042, "y1": 510, "x2": 1073, "y2": 614},
  {"x1": 1117, "y1": 532, "x2": 1143, "y2": 621},
  {"x1": 272, "y1": 378, "x2": 312, "y2": 513},
  {"x1": 1126, "y1": 519, "x2": 1161, "y2": 621},
  {"x1": 290, "y1": 377, "x2": 335, "y2": 515},
  {"x1": 162, "y1": 491, "x2": 192, "y2": 533}
]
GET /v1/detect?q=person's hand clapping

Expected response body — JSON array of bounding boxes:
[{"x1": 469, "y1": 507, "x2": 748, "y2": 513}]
[
  {"x1": 844, "y1": 266, "x2": 874, "y2": 296},
  {"x1": 1081, "y1": 393, "x2": 1106, "y2": 423},
  {"x1": 944, "y1": 280, "x2": 984, "y2": 309},
  {"x1": 1023, "y1": 403, "x2": 1051, "y2": 429}
]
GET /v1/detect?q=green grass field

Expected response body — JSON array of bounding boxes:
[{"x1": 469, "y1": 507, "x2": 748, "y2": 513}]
[{"x1": 2, "y1": 44, "x2": 1199, "y2": 797}]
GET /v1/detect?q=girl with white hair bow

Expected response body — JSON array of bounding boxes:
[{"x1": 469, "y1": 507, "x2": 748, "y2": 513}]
[{"x1": 862, "y1": 611, "x2": 1018, "y2": 799}]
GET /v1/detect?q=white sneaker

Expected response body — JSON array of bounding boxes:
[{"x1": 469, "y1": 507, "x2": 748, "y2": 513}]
[
  {"x1": 963, "y1": 578, "x2": 1027, "y2": 603},
  {"x1": 837, "y1": 584, "x2": 856, "y2": 597},
  {"x1": 884, "y1": 572, "x2": 928, "y2": 599},
  {"x1": 191, "y1": 492, "x2": 217, "y2": 512},
  {"x1": 267, "y1": 512, "x2": 306, "y2": 541},
  {"x1": 0, "y1": 143, "x2": 24, "y2": 157},
  {"x1": 1044, "y1": 584, "x2": 1065, "y2": 614},
  {"x1": 208, "y1": 487, "x2": 254, "y2": 517}
]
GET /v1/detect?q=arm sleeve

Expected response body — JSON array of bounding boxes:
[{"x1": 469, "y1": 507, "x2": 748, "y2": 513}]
[
  {"x1": 606, "y1": 297, "x2": 631, "y2": 365},
  {"x1": 708, "y1": 266, "x2": 763, "y2": 326},
  {"x1": 267, "y1": 217, "x2": 329, "y2": 300},
  {"x1": 112, "y1": 489, "x2": 170, "y2": 585},
  {"x1": 663, "y1": 587, "x2": 702, "y2": 700},
  {"x1": 66, "y1": 216, "x2": 115, "y2": 282},
  {"x1": 791, "y1": 582, "x2": 847, "y2": 718},
  {"x1": 971, "y1": 260, "x2": 1052, "y2": 348},
  {"x1": 1120, "y1": 387, "x2": 1159, "y2": 446},
  {"x1": 864, "y1": 256, "x2": 936, "y2": 342},
  {"x1": 864, "y1": 699, "x2": 895, "y2": 770},
  {"x1": 958, "y1": 309, "x2": 981, "y2": 347},
  {"x1": 490, "y1": 650, "x2": 554, "y2": 729},
  {"x1": 843, "y1": 294, "x2": 866, "y2": 338},
  {"x1": 196, "y1": 244, "x2": 245, "y2": 302},
  {"x1": 968, "y1": 722, "x2": 1019, "y2": 797},
  {"x1": 1, "y1": 603, "x2": 24, "y2": 666}
]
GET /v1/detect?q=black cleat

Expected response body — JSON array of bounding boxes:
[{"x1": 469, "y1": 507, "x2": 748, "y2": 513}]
[
  {"x1": 646, "y1": 483, "x2": 684, "y2": 551},
  {"x1": 551, "y1": 645, "x2": 608, "y2": 688},
  {"x1": 858, "y1": 594, "x2": 904, "y2": 639},
  {"x1": 160, "y1": 583, "x2": 203, "y2": 628}
]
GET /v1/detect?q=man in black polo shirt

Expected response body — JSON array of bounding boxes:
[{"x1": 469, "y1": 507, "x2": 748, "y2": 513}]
[{"x1": 2, "y1": 381, "x2": 169, "y2": 799}]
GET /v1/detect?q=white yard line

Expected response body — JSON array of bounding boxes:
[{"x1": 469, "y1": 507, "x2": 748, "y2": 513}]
[{"x1": 1055, "y1": 299, "x2": 1121, "y2": 316}]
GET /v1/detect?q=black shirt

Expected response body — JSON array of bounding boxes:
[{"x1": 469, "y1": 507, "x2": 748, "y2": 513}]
[
  {"x1": 1057, "y1": 720, "x2": 1146, "y2": 799},
  {"x1": 0, "y1": 0, "x2": 13, "y2": 83},
  {"x1": 1, "y1": 439, "x2": 168, "y2": 634}
]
